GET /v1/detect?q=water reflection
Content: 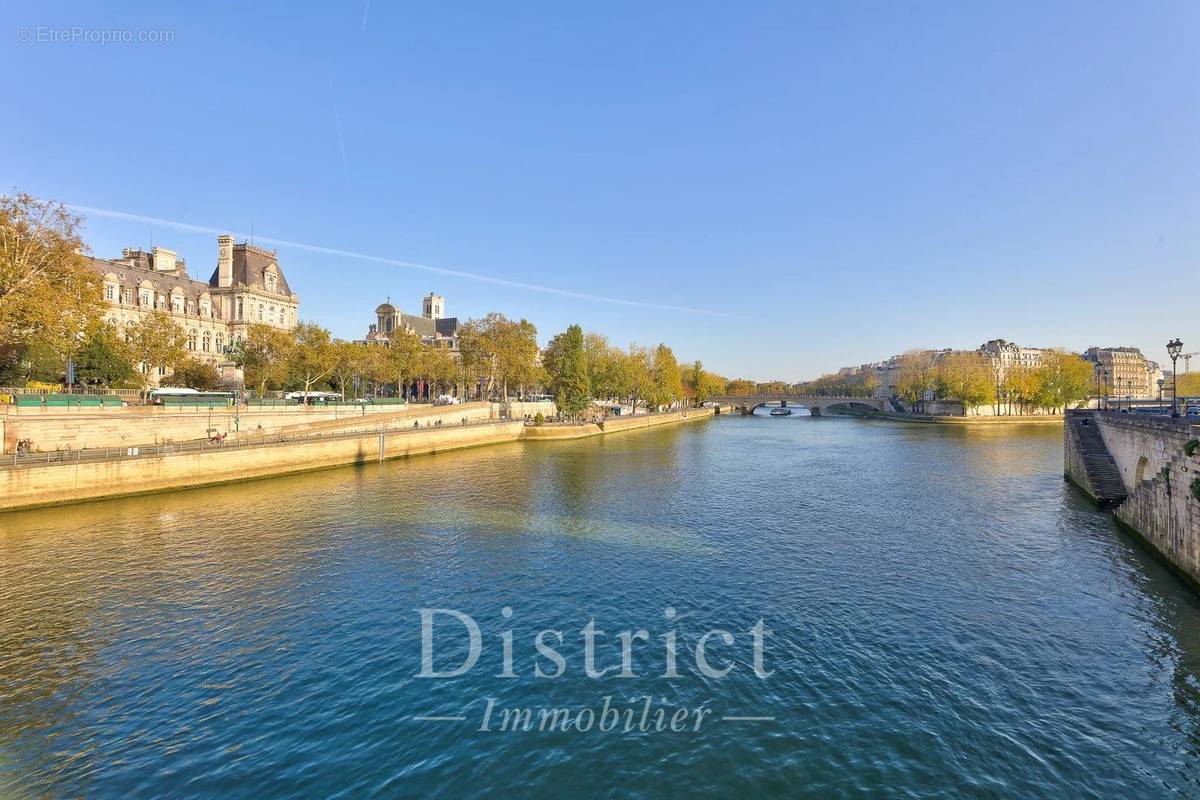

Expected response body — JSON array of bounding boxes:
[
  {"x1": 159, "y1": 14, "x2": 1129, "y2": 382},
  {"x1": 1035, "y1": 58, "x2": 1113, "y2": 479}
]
[{"x1": 2, "y1": 419, "x2": 1200, "y2": 797}]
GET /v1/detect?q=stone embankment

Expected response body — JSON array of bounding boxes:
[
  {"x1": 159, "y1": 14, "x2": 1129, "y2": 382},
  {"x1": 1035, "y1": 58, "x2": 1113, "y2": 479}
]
[
  {"x1": 0, "y1": 405, "x2": 723, "y2": 513},
  {"x1": 873, "y1": 411, "x2": 1064, "y2": 425},
  {"x1": 1065, "y1": 410, "x2": 1200, "y2": 587}
]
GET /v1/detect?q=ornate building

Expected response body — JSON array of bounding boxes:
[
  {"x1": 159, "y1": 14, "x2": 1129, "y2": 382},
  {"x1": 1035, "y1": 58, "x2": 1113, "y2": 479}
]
[
  {"x1": 86, "y1": 235, "x2": 299, "y2": 381},
  {"x1": 365, "y1": 291, "x2": 460, "y2": 350}
]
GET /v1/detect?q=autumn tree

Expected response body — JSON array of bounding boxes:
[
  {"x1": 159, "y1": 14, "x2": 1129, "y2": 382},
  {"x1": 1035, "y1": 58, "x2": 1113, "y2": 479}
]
[
  {"x1": 934, "y1": 352, "x2": 995, "y2": 410},
  {"x1": 1032, "y1": 350, "x2": 1093, "y2": 412},
  {"x1": 585, "y1": 332, "x2": 620, "y2": 401},
  {"x1": 242, "y1": 323, "x2": 293, "y2": 396},
  {"x1": 896, "y1": 350, "x2": 937, "y2": 412},
  {"x1": 0, "y1": 192, "x2": 102, "y2": 360},
  {"x1": 384, "y1": 329, "x2": 423, "y2": 399},
  {"x1": 126, "y1": 311, "x2": 188, "y2": 396},
  {"x1": 287, "y1": 321, "x2": 336, "y2": 397}
]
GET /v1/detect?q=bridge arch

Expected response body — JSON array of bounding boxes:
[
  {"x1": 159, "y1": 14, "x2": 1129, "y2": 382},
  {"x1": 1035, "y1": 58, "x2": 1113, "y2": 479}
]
[{"x1": 711, "y1": 395, "x2": 888, "y2": 417}]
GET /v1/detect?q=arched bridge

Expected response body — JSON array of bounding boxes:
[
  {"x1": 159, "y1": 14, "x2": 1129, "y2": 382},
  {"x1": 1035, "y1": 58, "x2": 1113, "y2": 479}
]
[{"x1": 711, "y1": 395, "x2": 889, "y2": 416}]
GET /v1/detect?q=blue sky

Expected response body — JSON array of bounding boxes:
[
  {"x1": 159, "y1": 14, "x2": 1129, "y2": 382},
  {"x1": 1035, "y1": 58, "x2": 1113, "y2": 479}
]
[{"x1": 3, "y1": 1, "x2": 1197, "y2": 380}]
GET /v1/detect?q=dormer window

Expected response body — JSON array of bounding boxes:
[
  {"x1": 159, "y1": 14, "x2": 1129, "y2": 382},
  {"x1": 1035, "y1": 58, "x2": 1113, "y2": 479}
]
[
  {"x1": 171, "y1": 295, "x2": 183, "y2": 314},
  {"x1": 266, "y1": 274, "x2": 277, "y2": 292},
  {"x1": 139, "y1": 290, "x2": 152, "y2": 307}
]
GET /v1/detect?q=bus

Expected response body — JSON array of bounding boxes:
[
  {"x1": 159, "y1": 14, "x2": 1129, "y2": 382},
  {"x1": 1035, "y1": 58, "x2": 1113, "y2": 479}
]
[
  {"x1": 148, "y1": 388, "x2": 236, "y2": 406},
  {"x1": 284, "y1": 391, "x2": 344, "y2": 405}
]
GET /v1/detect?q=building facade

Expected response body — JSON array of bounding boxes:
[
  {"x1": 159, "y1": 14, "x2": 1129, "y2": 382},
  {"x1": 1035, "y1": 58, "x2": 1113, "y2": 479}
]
[
  {"x1": 86, "y1": 235, "x2": 300, "y2": 381},
  {"x1": 1083, "y1": 346, "x2": 1159, "y2": 399},
  {"x1": 365, "y1": 291, "x2": 460, "y2": 350}
]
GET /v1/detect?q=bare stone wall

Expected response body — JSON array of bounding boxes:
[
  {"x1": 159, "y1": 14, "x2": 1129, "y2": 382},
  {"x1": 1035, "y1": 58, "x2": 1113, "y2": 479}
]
[
  {"x1": 0, "y1": 420, "x2": 526, "y2": 512},
  {"x1": 1, "y1": 402, "x2": 485, "y2": 454},
  {"x1": 1089, "y1": 413, "x2": 1200, "y2": 585}
]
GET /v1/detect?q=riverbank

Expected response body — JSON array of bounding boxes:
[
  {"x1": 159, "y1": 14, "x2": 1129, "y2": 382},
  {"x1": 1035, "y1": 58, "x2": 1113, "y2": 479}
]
[
  {"x1": 0, "y1": 406, "x2": 723, "y2": 513},
  {"x1": 869, "y1": 411, "x2": 1064, "y2": 425}
]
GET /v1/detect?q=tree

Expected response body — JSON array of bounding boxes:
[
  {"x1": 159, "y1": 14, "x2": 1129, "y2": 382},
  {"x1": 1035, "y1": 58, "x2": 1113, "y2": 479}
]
[
  {"x1": 330, "y1": 340, "x2": 371, "y2": 399},
  {"x1": 74, "y1": 322, "x2": 133, "y2": 387},
  {"x1": 1032, "y1": 350, "x2": 1093, "y2": 412},
  {"x1": 0, "y1": 192, "x2": 103, "y2": 360},
  {"x1": 161, "y1": 357, "x2": 221, "y2": 390},
  {"x1": 0, "y1": 339, "x2": 67, "y2": 385},
  {"x1": 650, "y1": 343, "x2": 684, "y2": 410},
  {"x1": 546, "y1": 324, "x2": 590, "y2": 416},
  {"x1": 385, "y1": 329, "x2": 422, "y2": 399},
  {"x1": 458, "y1": 313, "x2": 540, "y2": 399},
  {"x1": 1174, "y1": 372, "x2": 1200, "y2": 397},
  {"x1": 127, "y1": 311, "x2": 188, "y2": 396},
  {"x1": 585, "y1": 332, "x2": 620, "y2": 400},
  {"x1": 934, "y1": 352, "x2": 995, "y2": 411},
  {"x1": 726, "y1": 378, "x2": 756, "y2": 395},
  {"x1": 243, "y1": 323, "x2": 293, "y2": 396},
  {"x1": 613, "y1": 345, "x2": 655, "y2": 414},
  {"x1": 287, "y1": 322, "x2": 335, "y2": 396},
  {"x1": 896, "y1": 350, "x2": 936, "y2": 412}
]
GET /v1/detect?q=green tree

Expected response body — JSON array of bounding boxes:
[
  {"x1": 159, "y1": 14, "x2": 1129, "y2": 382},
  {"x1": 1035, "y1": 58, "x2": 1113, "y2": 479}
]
[
  {"x1": 385, "y1": 329, "x2": 422, "y2": 399},
  {"x1": 650, "y1": 343, "x2": 684, "y2": 410},
  {"x1": 127, "y1": 311, "x2": 188, "y2": 396},
  {"x1": 161, "y1": 357, "x2": 221, "y2": 390},
  {"x1": 74, "y1": 322, "x2": 133, "y2": 387},
  {"x1": 0, "y1": 192, "x2": 103, "y2": 360},
  {"x1": 546, "y1": 324, "x2": 590, "y2": 416}
]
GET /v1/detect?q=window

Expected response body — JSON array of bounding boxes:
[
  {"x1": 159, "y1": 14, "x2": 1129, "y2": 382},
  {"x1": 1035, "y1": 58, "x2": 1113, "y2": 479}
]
[
  {"x1": 257, "y1": 304, "x2": 264, "y2": 321},
  {"x1": 140, "y1": 290, "x2": 152, "y2": 307},
  {"x1": 187, "y1": 330, "x2": 197, "y2": 351},
  {"x1": 171, "y1": 295, "x2": 183, "y2": 314},
  {"x1": 236, "y1": 298, "x2": 243, "y2": 320},
  {"x1": 200, "y1": 300, "x2": 211, "y2": 317},
  {"x1": 202, "y1": 331, "x2": 211, "y2": 353},
  {"x1": 266, "y1": 274, "x2": 276, "y2": 292},
  {"x1": 268, "y1": 305, "x2": 276, "y2": 323},
  {"x1": 105, "y1": 284, "x2": 116, "y2": 301},
  {"x1": 215, "y1": 333, "x2": 224, "y2": 352},
  {"x1": 122, "y1": 288, "x2": 133, "y2": 304}
]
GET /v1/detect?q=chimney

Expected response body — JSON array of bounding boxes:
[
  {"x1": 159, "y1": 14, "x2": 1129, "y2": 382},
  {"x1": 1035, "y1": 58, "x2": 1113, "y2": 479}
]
[
  {"x1": 152, "y1": 246, "x2": 177, "y2": 273},
  {"x1": 217, "y1": 234, "x2": 234, "y2": 287}
]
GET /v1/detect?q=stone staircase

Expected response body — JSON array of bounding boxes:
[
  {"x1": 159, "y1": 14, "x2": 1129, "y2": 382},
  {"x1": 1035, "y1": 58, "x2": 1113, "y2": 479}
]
[{"x1": 1071, "y1": 414, "x2": 1128, "y2": 508}]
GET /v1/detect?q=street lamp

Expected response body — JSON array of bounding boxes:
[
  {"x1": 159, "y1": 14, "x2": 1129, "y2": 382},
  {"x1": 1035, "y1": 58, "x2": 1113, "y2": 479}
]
[
  {"x1": 1102, "y1": 368, "x2": 1109, "y2": 411},
  {"x1": 1168, "y1": 338, "x2": 1183, "y2": 417},
  {"x1": 1158, "y1": 378, "x2": 1165, "y2": 414}
]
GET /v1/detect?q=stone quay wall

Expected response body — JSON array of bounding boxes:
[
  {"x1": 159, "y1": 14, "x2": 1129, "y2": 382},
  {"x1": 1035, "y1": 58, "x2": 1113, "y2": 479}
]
[
  {"x1": 0, "y1": 420, "x2": 527, "y2": 512},
  {"x1": 0, "y1": 405, "x2": 722, "y2": 513},
  {"x1": 1065, "y1": 411, "x2": 1200, "y2": 586},
  {"x1": 0, "y1": 401, "x2": 544, "y2": 454}
]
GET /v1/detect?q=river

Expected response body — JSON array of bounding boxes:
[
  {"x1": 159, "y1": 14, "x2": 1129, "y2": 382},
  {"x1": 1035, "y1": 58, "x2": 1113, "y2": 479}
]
[{"x1": 2, "y1": 414, "x2": 1199, "y2": 798}]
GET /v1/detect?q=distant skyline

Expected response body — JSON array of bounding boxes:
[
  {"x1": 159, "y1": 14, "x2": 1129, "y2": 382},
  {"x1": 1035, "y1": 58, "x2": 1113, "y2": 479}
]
[{"x1": 4, "y1": 1, "x2": 1197, "y2": 380}]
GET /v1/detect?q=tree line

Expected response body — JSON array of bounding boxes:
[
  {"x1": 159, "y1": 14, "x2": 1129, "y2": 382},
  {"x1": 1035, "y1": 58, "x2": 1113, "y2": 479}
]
[{"x1": 894, "y1": 349, "x2": 1094, "y2": 414}]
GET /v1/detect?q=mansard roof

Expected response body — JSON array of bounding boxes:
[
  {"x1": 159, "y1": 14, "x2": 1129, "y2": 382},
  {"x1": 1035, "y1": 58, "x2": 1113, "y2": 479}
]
[
  {"x1": 206, "y1": 243, "x2": 295, "y2": 297},
  {"x1": 85, "y1": 254, "x2": 222, "y2": 317}
]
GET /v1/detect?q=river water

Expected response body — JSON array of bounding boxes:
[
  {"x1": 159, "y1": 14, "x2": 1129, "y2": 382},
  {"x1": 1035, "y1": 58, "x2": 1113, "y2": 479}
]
[{"x1": 3, "y1": 414, "x2": 1200, "y2": 798}]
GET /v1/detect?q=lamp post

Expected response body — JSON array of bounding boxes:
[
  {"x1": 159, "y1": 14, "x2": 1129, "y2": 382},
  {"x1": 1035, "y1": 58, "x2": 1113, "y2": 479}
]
[
  {"x1": 1102, "y1": 368, "x2": 1109, "y2": 411},
  {"x1": 1168, "y1": 338, "x2": 1183, "y2": 418},
  {"x1": 1126, "y1": 379, "x2": 1133, "y2": 411},
  {"x1": 1158, "y1": 378, "x2": 1165, "y2": 414}
]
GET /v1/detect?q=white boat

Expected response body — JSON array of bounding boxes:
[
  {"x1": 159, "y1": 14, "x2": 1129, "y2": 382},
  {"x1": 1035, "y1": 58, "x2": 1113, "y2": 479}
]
[{"x1": 769, "y1": 407, "x2": 792, "y2": 416}]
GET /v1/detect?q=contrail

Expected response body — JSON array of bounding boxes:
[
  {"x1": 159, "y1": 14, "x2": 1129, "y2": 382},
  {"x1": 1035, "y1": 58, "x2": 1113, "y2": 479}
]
[
  {"x1": 361, "y1": 0, "x2": 371, "y2": 30},
  {"x1": 67, "y1": 205, "x2": 740, "y2": 318}
]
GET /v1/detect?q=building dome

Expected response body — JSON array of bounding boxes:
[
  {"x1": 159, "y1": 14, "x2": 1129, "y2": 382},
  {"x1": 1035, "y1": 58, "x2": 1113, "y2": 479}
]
[{"x1": 375, "y1": 302, "x2": 396, "y2": 315}]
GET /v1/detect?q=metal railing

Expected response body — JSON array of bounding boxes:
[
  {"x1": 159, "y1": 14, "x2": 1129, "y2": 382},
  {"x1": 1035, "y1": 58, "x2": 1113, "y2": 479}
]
[{"x1": 4, "y1": 416, "x2": 504, "y2": 471}]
